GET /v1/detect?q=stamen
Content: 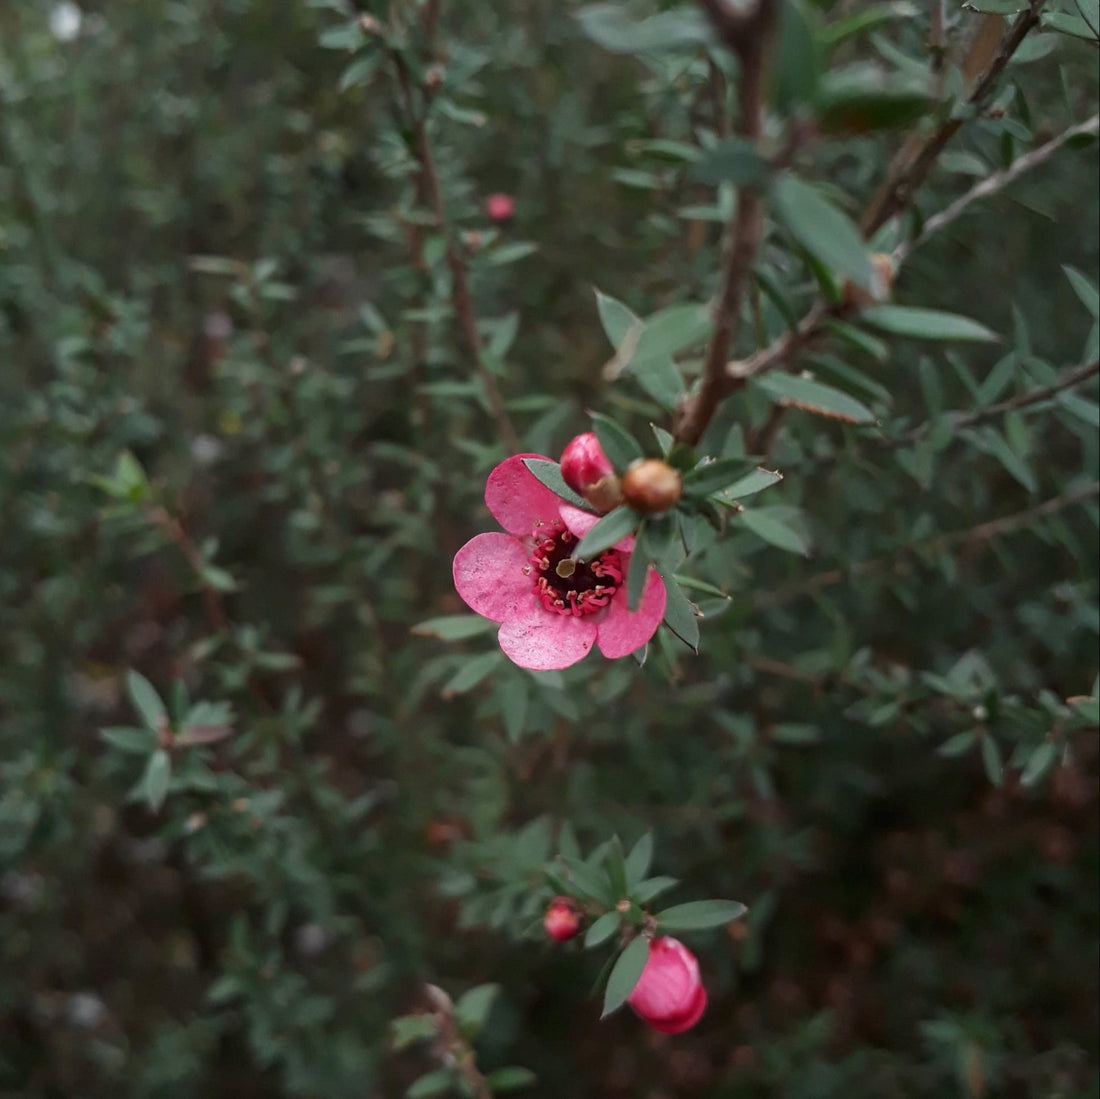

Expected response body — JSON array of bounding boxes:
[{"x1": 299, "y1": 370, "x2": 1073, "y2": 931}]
[{"x1": 526, "y1": 522, "x2": 623, "y2": 618}]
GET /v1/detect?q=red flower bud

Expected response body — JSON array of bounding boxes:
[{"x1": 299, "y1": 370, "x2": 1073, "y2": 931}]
[
  {"x1": 543, "y1": 897, "x2": 582, "y2": 943},
  {"x1": 627, "y1": 937, "x2": 707, "y2": 1034},
  {"x1": 560, "y1": 433, "x2": 623, "y2": 512},
  {"x1": 621, "y1": 459, "x2": 682, "y2": 515},
  {"x1": 485, "y1": 193, "x2": 515, "y2": 223}
]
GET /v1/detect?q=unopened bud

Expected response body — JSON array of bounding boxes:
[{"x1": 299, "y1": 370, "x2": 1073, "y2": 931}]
[
  {"x1": 621, "y1": 459, "x2": 683, "y2": 515},
  {"x1": 560, "y1": 433, "x2": 623, "y2": 513},
  {"x1": 543, "y1": 897, "x2": 583, "y2": 943},
  {"x1": 485, "y1": 193, "x2": 515, "y2": 224},
  {"x1": 357, "y1": 14, "x2": 381, "y2": 36}
]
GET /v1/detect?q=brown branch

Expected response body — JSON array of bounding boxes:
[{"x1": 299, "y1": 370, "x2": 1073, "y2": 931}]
[
  {"x1": 861, "y1": 0, "x2": 1047, "y2": 238},
  {"x1": 754, "y1": 481, "x2": 1100, "y2": 611},
  {"x1": 674, "y1": 0, "x2": 778, "y2": 447},
  {"x1": 894, "y1": 114, "x2": 1100, "y2": 264},
  {"x1": 890, "y1": 359, "x2": 1100, "y2": 447},
  {"x1": 705, "y1": 2, "x2": 1055, "y2": 402}
]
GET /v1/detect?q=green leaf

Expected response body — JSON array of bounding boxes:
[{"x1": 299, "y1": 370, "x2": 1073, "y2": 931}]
[
  {"x1": 576, "y1": 4, "x2": 712, "y2": 54},
  {"x1": 819, "y1": 2, "x2": 918, "y2": 49},
  {"x1": 633, "y1": 876, "x2": 680, "y2": 904},
  {"x1": 127, "y1": 670, "x2": 167, "y2": 731},
  {"x1": 1063, "y1": 265, "x2": 1100, "y2": 319},
  {"x1": 100, "y1": 727, "x2": 156, "y2": 754},
  {"x1": 486, "y1": 1066, "x2": 538, "y2": 1092},
  {"x1": 601, "y1": 936, "x2": 650, "y2": 1018},
  {"x1": 441, "y1": 652, "x2": 504, "y2": 697},
  {"x1": 605, "y1": 835, "x2": 628, "y2": 900},
  {"x1": 661, "y1": 574, "x2": 701, "y2": 652},
  {"x1": 634, "y1": 304, "x2": 711, "y2": 367},
  {"x1": 683, "y1": 458, "x2": 753, "y2": 497},
  {"x1": 754, "y1": 374, "x2": 876, "y2": 424},
  {"x1": 861, "y1": 306, "x2": 998, "y2": 342},
  {"x1": 772, "y1": 175, "x2": 873, "y2": 291},
  {"x1": 773, "y1": 0, "x2": 820, "y2": 112},
  {"x1": 561, "y1": 856, "x2": 615, "y2": 906},
  {"x1": 739, "y1": 508, "x2": 811, "y2": 556},
  {"x1": 825, "y1": 319, "x2": 890, "y2": 362},
  {"x1": 817, "y1": 65, "x2": 931, "y2": 132},
  {"x1": 391, "y1": 1015, "x2": 438, "y2": 1050},
  {"x1": 406, "y1": 1070, "x2": 454, "y2": 1099},
  {"x1": 573, "y1": 506, "x2": 639, "y2": 561},
  {"x1": 624, "y1": 833, "x2": 654, "y2": 887},
  {"x1": 522, "y1": 458, "x2": 594, "y2": 511},
  {"x1": 981, "y1": 735, "x2": 1004, "y2": 787},
  {"x1": 1020, "y1": 742, "x2": 1057, "y2": 787},
  {"x1": 1042, "y1": 10, "x2": 1099, "y2": 41},
  {"x1": 138, "y1": 749, "x2": 172, "y2": 812},
  {"x1": 412, "y1": 616, "x2": 499, "y2": 641},
  {"x1": 720, "y1": 467, "x2": 783, "y2": 500},
  {"x1": 485, "y1": 242, "x2": 538, "y2": 266},
  {"x1": 692, "y1": 137, "x2": 770, "y2": 186},
  {"x1": 595, "y1": 288, "x2": 636, "y2": 348},
  {"x1": 589, "y1": 412, "x2": 643, "y2": 469},
  {"x1": 585, "y1": 912, "x2": 621, "y2": 948},
  {"x1": 656, "y1": 899, "x2": 748, "y2": 931},
  {"x1": 937, "y1": 730, "x2": 978, "y2": 758},
  {"x1": 455, "y1": 984, "x2": 500, "y2": 1037}
]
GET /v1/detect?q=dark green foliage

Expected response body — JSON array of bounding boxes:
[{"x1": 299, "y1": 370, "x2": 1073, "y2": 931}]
[{"x1": 1, "y1": 1, "x2": 1098, "y2": 1097}]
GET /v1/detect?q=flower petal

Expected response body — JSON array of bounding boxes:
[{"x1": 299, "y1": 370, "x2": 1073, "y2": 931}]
[
  {"x1": 497, "y1": 602, "x2": 597, "y2": 671},
  {"x1": 646, "y1": 986, "x2": 708, "y2": 1034},
  {"x1": 485, "y1": 454, "x2": 563, "y2": 537},
  {"x1": 453, "y1": 533, "x2": 534, "y2": 623},
  {"x1": 559, "y1": 504, "x2": 635, "y2": 552},
  {"x1": 596, "y1": 567, "x2": 666, "y2": 659}
]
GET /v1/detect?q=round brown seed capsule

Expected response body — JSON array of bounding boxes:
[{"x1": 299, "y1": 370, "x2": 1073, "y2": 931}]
[{"x1": 621, "y1": 459, "x2": 683, "y2": 515}]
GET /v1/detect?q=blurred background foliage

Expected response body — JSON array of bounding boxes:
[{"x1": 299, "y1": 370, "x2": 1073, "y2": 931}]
[{"x1": 0, "y1": 0, "x2": 1098, "y2": 1096}]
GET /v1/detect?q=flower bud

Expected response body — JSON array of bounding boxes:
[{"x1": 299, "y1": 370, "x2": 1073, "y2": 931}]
[
  {"x1": 485, "y1": 193, "x2": 515, "y2": 224},
  {"x1": 543, "y1": 897, "x2": 583, "y2": 943},
  {"x1": 621, "y1": 459, "x2": 682, "y2": 515},
  {"x1": 560, "y1": 433, "x2": 623, "y2": 513},
  {"x1": 627, "y1": 937, "x2": 707, "y2": 1034}
]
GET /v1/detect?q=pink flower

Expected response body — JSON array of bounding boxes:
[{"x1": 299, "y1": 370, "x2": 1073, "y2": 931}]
[
  {"x1": 627, "y1": 937, "x2": 708, "y2": 1035},
  {"x1": 485, "y1": 193, "x2": 515, "y2": 223},
  {"x1": 452, "y1": 454, "x2": 666, "y2": 671},
  {"x1": 543, "y1": 897, "x2": 582, "y2": 943}
]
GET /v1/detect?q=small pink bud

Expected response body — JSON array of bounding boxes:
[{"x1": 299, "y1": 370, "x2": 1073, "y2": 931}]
[
  {"x1": 544, "y1": 897, "x2": 582, "y2": 943},
  {"x1": 485, "y1": 193, "x2": 515, "y2": 223},
  {"x1": 627, "y1": 937, "x2": 707, "y2": 1034},
  {"x1": 560, "y1": 433, "x2": 623, "y2": 513}
]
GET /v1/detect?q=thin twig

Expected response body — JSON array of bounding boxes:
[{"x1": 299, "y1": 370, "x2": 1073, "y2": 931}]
[
  {"x1": 390, "y1": 44, "x2": 520, "y2": 451},
  {"x1": 861, "y1": 0, "x2": 1047, "y2": 237},
  {"x1": 754, "y1": 481, "x2": 1100, "y2": 611},
  {"x1": 894, "y1": 114, "x2": 1100, "y2": 264},
  {"x1": 675, "y1": 0, "x2": 778, "y2": 447},
  {"x1": 891, "y1": 359, "x2": 1100, "y2": 447},
  {"x1": 712, "y1": 8, "x2": 1062, "y2": 398}
]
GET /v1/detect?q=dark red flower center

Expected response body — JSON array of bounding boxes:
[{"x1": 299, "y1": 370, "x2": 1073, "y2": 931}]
[{"x1": 527, "y1": 523, "x2": 622, "y2": 617}]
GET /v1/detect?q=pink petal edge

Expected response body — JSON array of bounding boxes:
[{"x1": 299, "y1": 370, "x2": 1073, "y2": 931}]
[
  {"x1": 646, "y1": 986, "x2": 708, "y2": 1035},
  {"x1": 453, "y1": 533, "x2": 534, "y2": 623},
  {"x1": 496, "y1": 602, "x2": 597, "y2": 671},
  {"x1": 484, "y1": 453, "x2": 564, "y2": 537},
  {"x1": 596, "y1": 568, "x2": 666, "y2": 659}
]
